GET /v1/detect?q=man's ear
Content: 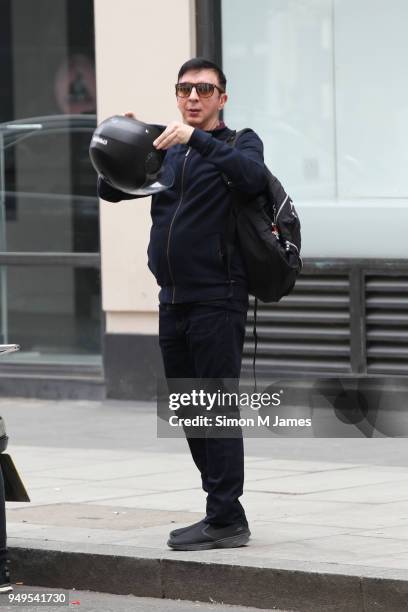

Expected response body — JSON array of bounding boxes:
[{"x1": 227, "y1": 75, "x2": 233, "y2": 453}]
[{"x1": 219, "y1": 93, "x2": 228, "y2": 110}]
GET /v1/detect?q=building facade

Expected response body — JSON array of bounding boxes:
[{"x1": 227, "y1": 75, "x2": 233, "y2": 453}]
[{"x1": 0, "y1": 0, "x2": 406, "y2": 398}]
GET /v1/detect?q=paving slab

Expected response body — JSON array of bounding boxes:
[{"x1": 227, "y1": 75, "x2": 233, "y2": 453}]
[
  {"x1": 296, "y1": 479, "x2": 408, "y2": 504},
  {"x1": 242, "y1": 466, "x2": 408, "y2": 494},
  {"x1": 278, "y1": 500, "x2": 408, "y2": 530}
]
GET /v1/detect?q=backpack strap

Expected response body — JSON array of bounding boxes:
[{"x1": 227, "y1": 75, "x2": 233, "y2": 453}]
[
  {"x1": 223, "y1": 129, "x2": 238, "y2": 282},
  {"x1": 223, "y1": 129, "x2": 253, "y2": 279}
]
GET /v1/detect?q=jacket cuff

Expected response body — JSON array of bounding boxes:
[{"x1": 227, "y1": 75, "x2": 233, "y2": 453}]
[{"x1": 188, "y1": 128, "x2": 213, "y2": 155}]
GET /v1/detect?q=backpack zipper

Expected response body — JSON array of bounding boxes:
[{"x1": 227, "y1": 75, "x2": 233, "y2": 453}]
[
  {"x1": 285, "y1": 240, "x2": 299, "y2": 253},
  {"x1": 166, "y1": 147, "x2": 191, "y2": 303}
]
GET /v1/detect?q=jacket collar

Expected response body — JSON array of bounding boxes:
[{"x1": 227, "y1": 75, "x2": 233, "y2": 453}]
[{"x1": 206, "y1": 122, "x2": 232, "y2": 140}]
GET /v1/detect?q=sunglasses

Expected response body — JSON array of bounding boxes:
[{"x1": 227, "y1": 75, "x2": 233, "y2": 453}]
[{"x1": 175, "y1": 82, "x2": 225, "y2": 98}]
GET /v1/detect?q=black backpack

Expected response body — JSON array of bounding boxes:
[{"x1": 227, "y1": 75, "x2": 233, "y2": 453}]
[
  {"x1": 224, "y1": 129, "x2": 302, "y2": 387},
  {"x1": 225, "y1": 128, "x2": 302, "y2": 302}
]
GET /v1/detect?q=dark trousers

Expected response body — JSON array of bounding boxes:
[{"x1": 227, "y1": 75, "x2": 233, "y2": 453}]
[
  {"x1": 0, "y1": 467, "x2": 7, "y2": 565},
  {"x1": 159, "y1": 302, "x2": 248, "y2": 526}
]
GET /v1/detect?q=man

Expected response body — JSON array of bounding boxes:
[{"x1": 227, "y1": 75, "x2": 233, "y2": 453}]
[
  {"x1": 0, "y1": 466, "x2": 11, "y2": 593},
  {"x1": 98, "y1": 57, "x2": 267, "y2": 550}
]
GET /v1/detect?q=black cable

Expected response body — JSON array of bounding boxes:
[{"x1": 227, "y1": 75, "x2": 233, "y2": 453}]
[{"x1": 252, "y1": 297, "x2": 258, "y2": 393}]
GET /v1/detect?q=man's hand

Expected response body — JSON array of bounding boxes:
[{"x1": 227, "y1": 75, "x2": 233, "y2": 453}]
[{"x1": 153, "y1": 121, "x2": 194, "y2": 150}]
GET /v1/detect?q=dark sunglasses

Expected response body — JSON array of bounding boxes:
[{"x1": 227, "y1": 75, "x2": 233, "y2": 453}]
[{"x1": 175, "y1": 82, "x2": 225, "y2": 98}]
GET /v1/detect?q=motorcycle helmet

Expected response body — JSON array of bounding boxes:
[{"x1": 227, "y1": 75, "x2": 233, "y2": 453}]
[{"x1": 89, "y1": 115, "x2": 174, "y2": 195}]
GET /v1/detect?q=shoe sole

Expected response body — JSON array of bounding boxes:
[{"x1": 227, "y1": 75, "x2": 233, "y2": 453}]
[
  {"x1": 0, "y1": 585, "x2": 13, "y2": 593},
  {"x1": 167, "y1": 531, "x2": 250, "y2": 551},
  {"x1": 170, "y1": 521, "x2": 248, "y2": 539}
]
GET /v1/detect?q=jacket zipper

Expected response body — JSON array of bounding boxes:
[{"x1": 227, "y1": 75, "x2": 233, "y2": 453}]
[{"x1": 166, "y1": 147, "x2": 191, "y2": 303}]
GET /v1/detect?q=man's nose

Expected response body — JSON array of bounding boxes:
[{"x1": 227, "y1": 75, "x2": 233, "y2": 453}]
[{"x1": 188, "y1": 86, "x2": 199, "y2": 100}]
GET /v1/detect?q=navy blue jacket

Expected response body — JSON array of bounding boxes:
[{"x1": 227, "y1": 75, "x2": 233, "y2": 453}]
[{"x1": 98, "y1": 124, "x2": 267, "y2": 304}]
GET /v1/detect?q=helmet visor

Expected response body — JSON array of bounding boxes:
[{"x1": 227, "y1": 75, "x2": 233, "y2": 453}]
[{"x1": 126, "y1": 160, "x2": 175, "y2": 195}]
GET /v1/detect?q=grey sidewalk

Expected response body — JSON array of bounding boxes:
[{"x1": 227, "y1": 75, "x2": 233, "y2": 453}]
[{"x1": 1, "y1": 397, "x2": 408, "y2": 611}]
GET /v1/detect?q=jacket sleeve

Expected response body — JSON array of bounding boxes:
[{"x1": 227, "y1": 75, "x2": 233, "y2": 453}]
[
  {"x1": 187, "y1": 128, "x2": 267, "y2": 194},
  {"x1": 97, "y1": 176, "x2": 142, "y2": 202}
]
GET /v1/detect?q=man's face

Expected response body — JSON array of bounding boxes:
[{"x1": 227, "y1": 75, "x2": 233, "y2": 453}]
[{"x1": 176, "y1": 68, "x2": 228, "y2": 131}]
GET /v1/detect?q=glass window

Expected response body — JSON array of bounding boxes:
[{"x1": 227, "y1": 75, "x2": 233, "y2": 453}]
[
  {"x1": 0, "y1": 0, "x2": 100, "y2": 362},
  {"x1": 1, "y1": 116, "x2": 98, "y2": 253},
  {"x1": 0, "y1": 265, "x2": 101, "y2": 362},
  {"x1": 222, "y1": 0, "x2": 408, "y2": 257},
  {"x1": 0, "y1": 0, "x2": 98, "y2": 254}
]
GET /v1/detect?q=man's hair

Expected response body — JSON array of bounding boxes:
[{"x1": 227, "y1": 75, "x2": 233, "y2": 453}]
[{"x1": 177, "y1": 57, "x2": 227, "y2": 91}]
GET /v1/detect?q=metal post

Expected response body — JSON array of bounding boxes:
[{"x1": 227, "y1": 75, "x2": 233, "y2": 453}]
[
  {"x1": 195, "y1": 0, "x2": 223, "y2": 65},
  {"x1": 0, "y1": 130, "x2": 8, "y2": 343}
]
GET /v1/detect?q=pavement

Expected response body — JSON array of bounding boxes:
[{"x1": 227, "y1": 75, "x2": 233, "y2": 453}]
[{"x1": 1, "y1": 397, "x2": 408, "y2": 611}]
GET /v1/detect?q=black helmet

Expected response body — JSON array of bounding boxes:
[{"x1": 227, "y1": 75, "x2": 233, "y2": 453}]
[{"x1": 89, "y1": 115, "x2": 174, "y2": 195}]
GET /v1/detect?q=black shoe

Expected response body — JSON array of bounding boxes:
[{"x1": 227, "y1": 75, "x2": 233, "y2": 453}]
[
  {"x1": 167, "y1": 521, "x2": 250, "y2": 551},
  {"x1": 0, "y1": 561, "x2": 12, "y2": 593},
  {"x1": 169, "y1": 518, "x2": 207, "y2": 539}
]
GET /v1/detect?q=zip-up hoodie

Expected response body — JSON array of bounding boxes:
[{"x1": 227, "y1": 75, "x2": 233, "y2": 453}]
[{"x1": 98, "y1": 124, "x2": 267, "y2": 304}]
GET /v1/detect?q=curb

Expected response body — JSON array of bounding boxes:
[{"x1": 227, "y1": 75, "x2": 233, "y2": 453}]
[{"x1": 9, "y1": 543, "x2": 408, "y2": 611}]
